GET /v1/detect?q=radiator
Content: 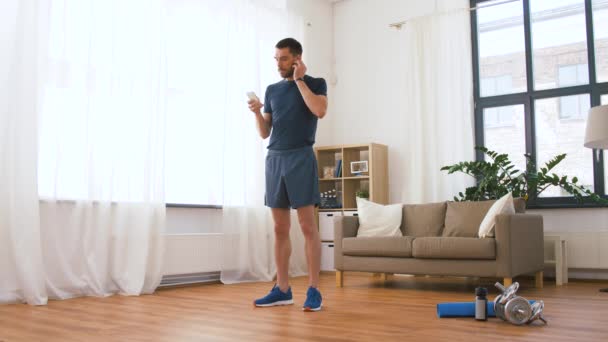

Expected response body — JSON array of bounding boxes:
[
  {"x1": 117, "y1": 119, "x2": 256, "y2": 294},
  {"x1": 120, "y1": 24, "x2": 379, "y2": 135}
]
[
  {"x1": 555, "y1": 232, "x2": 608, "y2": 269},
  {"x1": 161, "y1": 234, "x2": 222, "y2": 285}
]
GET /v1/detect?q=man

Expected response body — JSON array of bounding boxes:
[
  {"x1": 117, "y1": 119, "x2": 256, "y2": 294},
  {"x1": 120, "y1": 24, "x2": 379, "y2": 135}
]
[{"x1": 247, "y1": 38, "x2": 328, "y2": 312}]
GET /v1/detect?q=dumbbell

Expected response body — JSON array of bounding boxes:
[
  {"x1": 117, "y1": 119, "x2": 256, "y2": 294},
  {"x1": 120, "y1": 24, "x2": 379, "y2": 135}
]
[{"x1": 494, "y1": 281, "x2": 547, "y2": 325}]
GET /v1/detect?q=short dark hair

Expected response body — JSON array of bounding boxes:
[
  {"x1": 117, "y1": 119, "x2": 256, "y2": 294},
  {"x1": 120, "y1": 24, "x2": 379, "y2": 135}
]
[{"x1": 275, "y1": 38, "x2": 302, "y2": 56}]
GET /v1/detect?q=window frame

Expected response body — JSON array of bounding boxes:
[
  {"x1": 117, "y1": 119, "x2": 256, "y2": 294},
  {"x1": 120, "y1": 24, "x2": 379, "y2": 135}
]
[{"x1": 471, "y1": 0, "x2": 608, "y2": 208}]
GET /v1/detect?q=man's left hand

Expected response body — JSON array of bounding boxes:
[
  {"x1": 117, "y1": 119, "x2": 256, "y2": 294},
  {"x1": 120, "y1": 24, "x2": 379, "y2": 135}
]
[{"x1": 293, "y1": 59, "x2": 307, "y2": 80}]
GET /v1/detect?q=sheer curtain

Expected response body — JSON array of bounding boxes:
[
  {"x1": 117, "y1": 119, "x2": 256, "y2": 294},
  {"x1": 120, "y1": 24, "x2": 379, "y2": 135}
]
[
  {"x1": 220, "y1": 1, "x2": 308, "y2": 283},
  {"x1": 0, "y1": 0, "x2": 49, "y2": 305},
  {"x1": 401, "y1": 1, "x2": 476, "y2": 203},
  {"x1": 37, "y1": 0, "x2": 167, "y2": 299},
  {"x1": 1, "y1": 0, "x2": 167, "y2": 305}
]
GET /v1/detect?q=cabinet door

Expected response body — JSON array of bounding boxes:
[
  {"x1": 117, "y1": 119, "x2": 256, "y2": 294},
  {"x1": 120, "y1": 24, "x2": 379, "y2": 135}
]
[
  {"x1": 321, "y1": 242, "x2": 335, "y2": 271},
  {"x1": 319, "y1": 211, "x2": 342, "y2": 241}
]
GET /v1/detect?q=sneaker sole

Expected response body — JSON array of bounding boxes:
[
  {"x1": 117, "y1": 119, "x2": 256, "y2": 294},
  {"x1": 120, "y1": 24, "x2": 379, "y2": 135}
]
[
  {"x1": 302, "y1": 304, "x2": 322, "y2": 312},
  {"x1": 254, "y1": 299, "x2": 294, "y2": 307}
]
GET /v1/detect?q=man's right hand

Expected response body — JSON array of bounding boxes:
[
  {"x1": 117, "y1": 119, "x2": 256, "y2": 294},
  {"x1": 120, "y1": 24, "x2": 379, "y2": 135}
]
[{"x1": 248, "y1": 99, "x2": 263, "y2": 115}]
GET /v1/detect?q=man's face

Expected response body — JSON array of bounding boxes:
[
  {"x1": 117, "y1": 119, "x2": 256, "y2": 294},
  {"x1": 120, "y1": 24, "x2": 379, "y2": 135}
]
[{"x1": 275, "y1": 48, "x2": 298, "y2": 79}]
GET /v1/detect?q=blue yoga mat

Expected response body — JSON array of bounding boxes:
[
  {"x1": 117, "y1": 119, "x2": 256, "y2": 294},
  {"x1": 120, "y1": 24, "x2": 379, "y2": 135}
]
[{"x1": 436, "y1": 300, "x2": 536, "y2": 318}]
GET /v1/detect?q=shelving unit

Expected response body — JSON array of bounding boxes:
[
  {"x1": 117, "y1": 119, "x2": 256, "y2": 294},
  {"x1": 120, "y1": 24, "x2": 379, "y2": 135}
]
[{"x1": 314, "y1": 143, "x2": 388, "y2": 213}]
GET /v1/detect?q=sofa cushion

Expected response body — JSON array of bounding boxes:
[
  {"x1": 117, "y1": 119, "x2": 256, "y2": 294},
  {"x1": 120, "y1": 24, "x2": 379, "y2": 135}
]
[
  {"x1": 342, "y1": 236, "x2": 414, "y2": 257},
  {"x1": 412, "y1": 237, "x2": 496, "y2": 260},
  {"x1": 479, "y1": 193, "x2": 515, "y2": 238},
  {"x1": 356, "y1": 198, "x2": 403, "y2": 237},
  {"x1": 442, "y1": 200, "x2": 495, "y2": 237},
  {"x1": 442, "y1": 198, "x2": 526, "y2": 238},
  {"x1": 402, "y1": 202, "x2": 447, "y2": 237}
]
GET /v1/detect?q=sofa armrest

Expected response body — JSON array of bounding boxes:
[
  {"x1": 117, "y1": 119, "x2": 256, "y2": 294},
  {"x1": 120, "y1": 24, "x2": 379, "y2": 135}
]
[
  {"x1": 495, "y1": 213, "x2": 544, "y2": 278},
  {"x1": 333, "y1": 216, "x2": 359, "y2": 270}
]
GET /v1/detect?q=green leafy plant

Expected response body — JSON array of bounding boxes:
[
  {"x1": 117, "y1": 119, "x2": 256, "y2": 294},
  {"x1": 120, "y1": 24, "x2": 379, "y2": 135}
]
[
  {"x1": 440, "y1": 146, "x2": 607, "y2": 205},
  {"x1": 355, "y1": 189, "x2": 369, "y2": 199}
]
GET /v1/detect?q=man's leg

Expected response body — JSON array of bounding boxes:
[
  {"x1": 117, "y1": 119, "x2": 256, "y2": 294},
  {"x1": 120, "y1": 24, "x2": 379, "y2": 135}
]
[
  {"x1": 296, "y1": 205, "x2": 320, "y2": 288},
  {"x1": 271, "y1": 208, "x2": 291, "y2": 292}
]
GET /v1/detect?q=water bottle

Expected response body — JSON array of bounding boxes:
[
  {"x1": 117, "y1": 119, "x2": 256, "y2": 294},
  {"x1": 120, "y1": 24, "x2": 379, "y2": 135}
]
[{"x1": 475, "y1": 287, "x2": 488, "y2": 321}]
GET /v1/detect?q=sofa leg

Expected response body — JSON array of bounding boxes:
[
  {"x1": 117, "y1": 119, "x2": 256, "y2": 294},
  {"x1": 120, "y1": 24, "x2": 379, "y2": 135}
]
[
  {"x1": 336, "y1": 270, "x2": 343, "y2": 288},
  {"x1": 535, "y1": 271, "x2": 544, "y2": 289},
  {"x1": 503, "y1": 277, "x2": 513, "y2": 287},
  {"x1": 379, "y1": 273, "x2": 387, "y2": 283}
]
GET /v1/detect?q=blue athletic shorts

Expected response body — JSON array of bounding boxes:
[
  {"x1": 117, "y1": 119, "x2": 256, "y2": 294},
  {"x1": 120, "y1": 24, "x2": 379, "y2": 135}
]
[{"x1": 265, "y1": 146, "x2": 320, "y2": 209}]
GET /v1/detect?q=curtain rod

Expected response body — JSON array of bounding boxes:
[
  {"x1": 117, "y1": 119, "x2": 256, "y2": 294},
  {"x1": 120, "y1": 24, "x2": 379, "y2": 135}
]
[{"x1": 389, "y1": 0, "x2": 519, "y2": 30}]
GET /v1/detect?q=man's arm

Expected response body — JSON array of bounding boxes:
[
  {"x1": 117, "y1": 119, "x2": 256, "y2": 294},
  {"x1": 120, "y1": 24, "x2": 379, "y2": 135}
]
[
  {"x1": 248, "y1": 98, "x2": 271, "y2": 139},
  {"x1": 296, "y1": 80, "x2": 327, "y2": 119},
  {"x1": 254, "y1": 112, "x2": 272, "y2": 139},
  {"x1": 293, "y1": 59, "x2": 328, "y2": 119}
]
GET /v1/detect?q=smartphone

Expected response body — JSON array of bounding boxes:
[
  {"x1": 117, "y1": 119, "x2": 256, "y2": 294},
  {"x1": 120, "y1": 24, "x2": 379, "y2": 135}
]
[{"x1": 246, "y1": 91, "x2": 259, "y2": 101}]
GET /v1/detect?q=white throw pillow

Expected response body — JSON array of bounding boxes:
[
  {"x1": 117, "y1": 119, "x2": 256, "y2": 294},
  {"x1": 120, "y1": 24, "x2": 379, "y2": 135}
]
[
  {"x1": 478, "y1": 192, "x2": 515, "y2": 238},
  {"x1": 356, "y1": 197, "x2": 403, "y2": 237}
]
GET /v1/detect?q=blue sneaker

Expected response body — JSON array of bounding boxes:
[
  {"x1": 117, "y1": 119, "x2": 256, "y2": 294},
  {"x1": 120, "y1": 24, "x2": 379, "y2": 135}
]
[
  {"x1": 302, "y1": 286, "x2": 322, "y2": 312},
  {"x1": 254, "y1": 285, "x2": 294, "y2": 307}
]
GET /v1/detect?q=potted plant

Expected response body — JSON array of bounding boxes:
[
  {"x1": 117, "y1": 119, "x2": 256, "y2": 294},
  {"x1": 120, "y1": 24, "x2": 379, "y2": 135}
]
[
  {"x1": 440, "y1": 146, "x2": 607, "y2": 205},
  {"x1": 355, "y1": 189, "x2": 369, "y2": 199}
]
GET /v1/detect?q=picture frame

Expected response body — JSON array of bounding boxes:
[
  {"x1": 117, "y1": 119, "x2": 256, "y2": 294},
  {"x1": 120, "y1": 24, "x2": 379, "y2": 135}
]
[{"x1": 350, "y1": 160, "x2": 369, "y2": 175}]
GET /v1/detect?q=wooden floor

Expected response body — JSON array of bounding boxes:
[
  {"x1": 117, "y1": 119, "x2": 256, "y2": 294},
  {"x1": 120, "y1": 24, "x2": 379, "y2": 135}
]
[{"x1": 1, "y1": 273, "x2": 608, "y2": 342}]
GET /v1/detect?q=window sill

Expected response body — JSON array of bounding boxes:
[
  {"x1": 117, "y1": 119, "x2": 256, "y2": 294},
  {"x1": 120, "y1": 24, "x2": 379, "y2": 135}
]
[{"x1": 526, "y1": 197, "x2": 608, "y2": 210}]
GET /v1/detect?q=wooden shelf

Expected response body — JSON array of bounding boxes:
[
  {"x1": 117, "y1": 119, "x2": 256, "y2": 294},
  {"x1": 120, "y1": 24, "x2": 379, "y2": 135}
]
[{"x1": 314, "y1": 143, "x2": 388, "y2": 214}]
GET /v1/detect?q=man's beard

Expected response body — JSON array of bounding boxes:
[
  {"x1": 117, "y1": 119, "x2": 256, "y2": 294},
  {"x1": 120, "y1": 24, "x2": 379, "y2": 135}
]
[{"x1": 279, "y1": 68, "x2": 294, "y2": 79}]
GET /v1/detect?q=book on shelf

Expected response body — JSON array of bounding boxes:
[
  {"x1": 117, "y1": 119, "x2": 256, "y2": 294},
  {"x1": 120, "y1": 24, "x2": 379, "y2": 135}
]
[{"x1": 334, "y1": 160, "x2": 342, "y2": 178}]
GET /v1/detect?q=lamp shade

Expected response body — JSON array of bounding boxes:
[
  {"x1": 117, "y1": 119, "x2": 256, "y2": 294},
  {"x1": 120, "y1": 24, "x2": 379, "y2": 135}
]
[{"x1": 584, "y1": 104, "x2": 608, "y2": 149}]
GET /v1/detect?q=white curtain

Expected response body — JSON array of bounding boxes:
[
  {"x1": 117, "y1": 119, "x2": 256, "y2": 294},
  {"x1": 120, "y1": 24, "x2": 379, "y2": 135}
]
[
  {"x1": 1, "y1": 0, "x2": 166, "y2": 305},
  {"x1": 0, "y1": 0, "x2": 49, "y2": 305},
  {"x1": 38, "y1": 0, "x2": 167, "y2": 299},
  {"x1": 220, "y1": 1, "x2": 308, "y2": 283},
  {"x1": 401, "y1": 3, "x2": 476, "y2": 203}
]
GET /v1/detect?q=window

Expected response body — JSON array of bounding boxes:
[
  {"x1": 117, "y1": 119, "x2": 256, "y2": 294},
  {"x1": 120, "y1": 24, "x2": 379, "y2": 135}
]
[
  {"x1": 536, "y1": 95, "x2": 592, "y2": 197},
  {"x1": 38, "y1": 0, "x2": 288, "y2": 206},
  {"x1": 559, "y1": 94, "x2": 589, "y2": 119},
  {"x1": 477, "y1": 0, "x2": 527, "y2": 96},
  {"x1": 483, "y1": 105, "x2": 526, "y2": 170},
  {"x1": 594, "y1": 0, "x2": 608, "y2": 82},
  {"x1": 472, "y1": 0, "x2": 608, "y2": 206},
  {"x1": 558, "y1": 64, "x2": 590, "y2": 119},
  {"x1": 531, "y1": 0, "x2": 588, "y2": 90},
  {"x1": 481, "y1": 75, "x2": 514, "y2": 97},
  {"x1": 558, "y1": 64, "x2": 589, "y2": 87},
  {"x1": 484, "y1": 105, "x2": 516, "y2": 127}
]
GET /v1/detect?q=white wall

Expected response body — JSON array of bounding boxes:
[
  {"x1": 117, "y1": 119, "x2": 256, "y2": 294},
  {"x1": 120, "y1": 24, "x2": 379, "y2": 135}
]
[{"x1": 327, "y1": 0, "x2": 466, "y2": 203}]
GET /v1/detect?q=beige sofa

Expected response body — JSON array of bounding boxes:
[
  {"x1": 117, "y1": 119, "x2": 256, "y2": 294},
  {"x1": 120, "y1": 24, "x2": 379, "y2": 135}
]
[{"x1": 333, "y1": 199, "x2": 545, "y2": 288}]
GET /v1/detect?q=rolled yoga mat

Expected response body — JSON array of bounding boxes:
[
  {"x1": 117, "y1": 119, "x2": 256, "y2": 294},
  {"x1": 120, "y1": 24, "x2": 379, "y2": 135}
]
[{"x1": 436, "y1": 300, "x2": 536, "y2": 318}]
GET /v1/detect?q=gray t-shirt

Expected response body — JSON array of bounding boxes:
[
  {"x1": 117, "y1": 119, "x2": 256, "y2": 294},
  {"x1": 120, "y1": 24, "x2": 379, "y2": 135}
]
[{"x1": 264, "y1": 75, "x2": 327, "y2": 150}]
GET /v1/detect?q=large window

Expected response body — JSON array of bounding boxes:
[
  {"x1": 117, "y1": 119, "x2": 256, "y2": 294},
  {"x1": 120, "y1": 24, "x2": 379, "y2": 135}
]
[
  {"x1": 38, "y1": 0, "x2": 288, "y2": 206},
  {"x1": 472, "y1": 0, "x2": 608, "y2": 206}
]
